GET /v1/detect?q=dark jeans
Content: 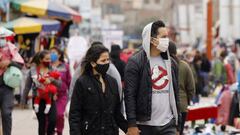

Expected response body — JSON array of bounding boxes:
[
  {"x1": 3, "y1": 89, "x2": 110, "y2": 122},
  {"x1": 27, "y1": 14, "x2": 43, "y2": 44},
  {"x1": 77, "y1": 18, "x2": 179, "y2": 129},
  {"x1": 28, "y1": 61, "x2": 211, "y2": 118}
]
[
  {"x1": 138, "y1": 119, "x2": 176, "y2": 135},
  {"x1": 180, "y1": 112, "x2": 187, "y2": 135},
  {"x1": 33, "y1": 99, "x2": 57, "y2": 135},
  {"x1": 0, "y1": 85, "x2": 14, "y2": 135}
]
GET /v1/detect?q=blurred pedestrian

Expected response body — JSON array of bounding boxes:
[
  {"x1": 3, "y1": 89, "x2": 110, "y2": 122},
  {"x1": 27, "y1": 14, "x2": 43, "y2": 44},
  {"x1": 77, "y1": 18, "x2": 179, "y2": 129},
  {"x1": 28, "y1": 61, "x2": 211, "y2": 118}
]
[
  {"x1": 69, "y1": 45, "x2": 127, "y2": 135},
  {"x1": 200, "y1": 53, "x2": 211, "y2": 96},
  {"x1": 212, "y1": 51, "x2": 227, "y2": 84},
  {"x1": 124, "y1": 20, "x2": 180, "y2": 135},
  {"x1": 0, "y1": 38, "x2": 24, "y2": 135},
  {"x1": 110, "y1": 44, "x2": 126, "y2": 81},
  {"x1": 169, "y1": 41, "x2": 195, "y2": 135},
  {"x1": 21, "y1": 50, "x2": 61, "y2": 135},
  {"x1": 191, "y1": 55, "x2": 203, "y2": 103},
  {"x1": 50, "y1": 47, "x2": 71, "y2": 135}
]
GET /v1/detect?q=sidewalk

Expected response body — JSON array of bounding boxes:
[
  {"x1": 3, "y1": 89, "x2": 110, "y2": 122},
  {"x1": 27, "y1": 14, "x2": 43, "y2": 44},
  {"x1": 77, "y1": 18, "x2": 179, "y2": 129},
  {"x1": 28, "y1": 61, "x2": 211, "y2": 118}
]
[
  {"x1": 12, "y1": 108, "x2": 69, "y2": 135},
  {"x1": 11, "y1": 108, "x2": 125, "y2": 135}
]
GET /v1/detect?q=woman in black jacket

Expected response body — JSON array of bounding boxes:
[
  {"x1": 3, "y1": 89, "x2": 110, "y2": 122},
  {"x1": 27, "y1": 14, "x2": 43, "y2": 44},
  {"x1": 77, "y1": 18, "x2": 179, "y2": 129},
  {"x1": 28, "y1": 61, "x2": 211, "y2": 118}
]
[{"x1": 69, "y1": 44, "x2": 127, "y2": 135}]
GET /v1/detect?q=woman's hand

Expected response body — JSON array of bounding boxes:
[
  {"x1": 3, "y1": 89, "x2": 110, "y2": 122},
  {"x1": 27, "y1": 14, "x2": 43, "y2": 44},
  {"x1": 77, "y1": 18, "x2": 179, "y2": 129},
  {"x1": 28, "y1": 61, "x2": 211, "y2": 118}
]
[
  {"x1": 44, "y1": 78, "x2": 51, "y2": 84},
  {"x1": 53, "y1": 94, "x2": 58, "y2": 101},
  {"x1": 127, "y1": 127, "x2": 141, "y2": 135}
]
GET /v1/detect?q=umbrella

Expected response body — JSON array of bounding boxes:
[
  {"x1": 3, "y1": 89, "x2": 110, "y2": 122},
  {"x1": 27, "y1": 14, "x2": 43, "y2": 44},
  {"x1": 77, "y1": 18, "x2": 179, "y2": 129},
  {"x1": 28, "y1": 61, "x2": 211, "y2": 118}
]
[
  {"x1": 1, "y1": 17, "x2": 61, "y2": 34},
  {"x1": 11, "y1": 0, "x2": 82, "y2": 22},
  {"x1": 0, "y1": 27, "x2": 15, "y2": 37}
]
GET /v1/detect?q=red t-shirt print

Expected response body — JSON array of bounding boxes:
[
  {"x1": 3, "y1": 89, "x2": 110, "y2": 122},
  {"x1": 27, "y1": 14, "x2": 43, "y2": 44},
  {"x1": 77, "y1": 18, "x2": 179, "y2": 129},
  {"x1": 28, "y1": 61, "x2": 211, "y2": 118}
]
[{"x1": 151, "y1": 65, "x2": 169, "y2": 90}]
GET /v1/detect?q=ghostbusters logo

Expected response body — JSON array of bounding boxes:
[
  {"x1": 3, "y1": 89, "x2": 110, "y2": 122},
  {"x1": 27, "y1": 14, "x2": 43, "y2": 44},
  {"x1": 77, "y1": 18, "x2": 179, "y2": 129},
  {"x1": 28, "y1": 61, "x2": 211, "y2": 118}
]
[{"x1": 151, "y1": 65, "x2": 169, "y2": 90}]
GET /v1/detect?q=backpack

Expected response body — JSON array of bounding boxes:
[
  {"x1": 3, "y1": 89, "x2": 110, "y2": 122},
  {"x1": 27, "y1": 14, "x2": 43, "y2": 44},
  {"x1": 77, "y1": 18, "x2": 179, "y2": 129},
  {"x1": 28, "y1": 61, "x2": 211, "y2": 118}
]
[{"x1": 3, "y1": 66, "x2": 23, "y2": 88}]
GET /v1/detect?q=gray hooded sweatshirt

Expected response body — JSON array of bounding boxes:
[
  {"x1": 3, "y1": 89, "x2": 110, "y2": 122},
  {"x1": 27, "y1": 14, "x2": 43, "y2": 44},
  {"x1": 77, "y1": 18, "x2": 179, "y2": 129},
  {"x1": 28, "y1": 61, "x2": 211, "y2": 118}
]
[{"x1": 139, "y1": 22, "x2": 178, "y2": 126}]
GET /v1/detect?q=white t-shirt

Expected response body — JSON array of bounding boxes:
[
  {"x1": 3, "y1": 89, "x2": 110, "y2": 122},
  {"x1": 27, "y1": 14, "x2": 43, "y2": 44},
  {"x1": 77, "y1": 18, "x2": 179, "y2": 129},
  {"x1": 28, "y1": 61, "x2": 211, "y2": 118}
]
[{"x1": 138, "y1": 56, "x2": 173, "y2": 126}]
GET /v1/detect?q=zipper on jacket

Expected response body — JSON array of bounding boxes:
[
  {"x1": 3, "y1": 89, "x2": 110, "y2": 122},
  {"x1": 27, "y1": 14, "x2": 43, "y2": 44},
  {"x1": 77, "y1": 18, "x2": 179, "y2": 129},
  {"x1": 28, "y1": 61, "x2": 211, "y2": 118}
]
[{"x1": 85, "y1": 121, "x2": 88, "y2": 130}]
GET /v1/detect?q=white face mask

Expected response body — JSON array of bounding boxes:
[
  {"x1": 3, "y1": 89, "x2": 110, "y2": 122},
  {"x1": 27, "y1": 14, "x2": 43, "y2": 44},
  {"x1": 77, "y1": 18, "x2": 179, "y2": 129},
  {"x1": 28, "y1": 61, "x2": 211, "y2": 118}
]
[
  {"x1": 0, "y1": 38, "x2": 6, "y2": 48},
  {"x1": 157, "y1": 38, "x2": 169, "y2": 52}
]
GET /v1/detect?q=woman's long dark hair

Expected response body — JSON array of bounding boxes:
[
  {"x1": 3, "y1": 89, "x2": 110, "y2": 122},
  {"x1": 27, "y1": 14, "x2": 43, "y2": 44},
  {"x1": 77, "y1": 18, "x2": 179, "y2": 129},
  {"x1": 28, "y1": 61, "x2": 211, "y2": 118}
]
[
  {"x1": 81, "y1": 45, "x2": 109, "y2": 75},
  {"x1": 31, "y1": 50, "x2": 50, "y2": 66},
  {"x1": 51, "y1": 46, "x2": 64, "y2": 62}
]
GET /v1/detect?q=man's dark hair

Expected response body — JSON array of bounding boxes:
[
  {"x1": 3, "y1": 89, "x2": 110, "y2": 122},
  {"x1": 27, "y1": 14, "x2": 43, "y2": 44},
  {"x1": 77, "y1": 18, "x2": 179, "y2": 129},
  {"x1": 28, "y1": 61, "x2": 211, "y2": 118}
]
[
  {"x1": 168, "y1": 41, "x2": 179, "y2": 63},
  {"x1": 220, "y1": 50, "x2": 227, "y2": 58},
  {"x1": 168, "y1": 41, "x2": 177, "y2": 55},
  {"x1": 151, "y1": 20, "x2": 166, "y2": 38},
  {"x1": 110, "y1": 44, "x2": 121, "y2": 59}
]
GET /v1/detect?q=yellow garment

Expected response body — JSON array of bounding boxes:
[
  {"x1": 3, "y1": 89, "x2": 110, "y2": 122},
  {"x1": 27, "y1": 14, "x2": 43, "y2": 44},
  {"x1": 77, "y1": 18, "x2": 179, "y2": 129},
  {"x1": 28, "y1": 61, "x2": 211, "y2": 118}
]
[{"x1": 49, "y1": 36, "x2": 55, "y2": 49}]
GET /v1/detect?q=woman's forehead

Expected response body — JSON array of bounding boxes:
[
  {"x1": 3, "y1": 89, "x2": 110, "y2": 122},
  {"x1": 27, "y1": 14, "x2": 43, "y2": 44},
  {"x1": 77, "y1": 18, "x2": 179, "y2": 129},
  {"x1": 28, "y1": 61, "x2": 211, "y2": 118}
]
[{"x1": 99, "y1": 52, "x2": 109, "y2": 58}]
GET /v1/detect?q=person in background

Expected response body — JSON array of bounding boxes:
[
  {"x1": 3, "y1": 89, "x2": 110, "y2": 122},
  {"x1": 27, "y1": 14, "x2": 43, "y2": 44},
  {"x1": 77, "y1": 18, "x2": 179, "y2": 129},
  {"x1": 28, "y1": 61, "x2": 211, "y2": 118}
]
[
  {"x1": 110, "y1": 44, "x2": 126, "y2": 81},
  {"x1": 50, "y1": 47, "x2": 71, "y2": 135},
  {"x1": 0, "y1": 36, "x2": 24, "y2": 135},
  {"x1": 69, "y1": 45, "x2": 127, "y2": 135},
  {"x1": 191, "y1": 55, "x2": 203, "y2": 103},
  {"x1": 212, "y1": 51, "x2": 227, "y2": 84},
  {"x1": 169, "y1": 41, "x2": 195, "y2": 135},
  {"x1": 21, "y1": 50, "x2": 61, "y2": 135},
  {"x1": 200, "y1": 53, "x2": 211, "y2": 96}
]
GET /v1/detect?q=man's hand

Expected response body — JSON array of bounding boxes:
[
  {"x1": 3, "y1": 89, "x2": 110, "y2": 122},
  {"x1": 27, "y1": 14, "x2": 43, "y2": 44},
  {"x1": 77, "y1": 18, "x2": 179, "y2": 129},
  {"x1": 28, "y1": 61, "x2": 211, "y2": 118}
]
[
  {"x1": 0, "y1": 59, "x2": 10, "y2": 69},
  {"x1": 176, "y1": 131, "x2": 180, "y2": 135},
  {"x1": 127, "y1": 127, "x2": 141, "y2": 135},
  {"x1": 150, "y1": 37, "x2": 159, "y2": 47}
]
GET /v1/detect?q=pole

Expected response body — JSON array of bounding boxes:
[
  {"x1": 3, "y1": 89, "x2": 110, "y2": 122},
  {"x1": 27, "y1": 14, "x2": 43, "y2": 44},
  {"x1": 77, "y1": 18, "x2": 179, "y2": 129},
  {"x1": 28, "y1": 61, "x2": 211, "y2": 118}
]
[
  {"x1": 6, "y1": 1, "x2": 10, "y2": 22},
  {"x1": 206, "y1": 0, "x2": 213, "y2": 60}
]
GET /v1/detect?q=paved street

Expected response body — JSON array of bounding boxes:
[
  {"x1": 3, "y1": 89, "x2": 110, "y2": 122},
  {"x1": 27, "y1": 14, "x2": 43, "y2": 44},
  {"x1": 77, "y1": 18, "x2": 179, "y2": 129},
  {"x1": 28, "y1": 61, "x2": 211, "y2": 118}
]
[
  {"x1": 10, "y1": 108, "x2": 125, "y2": 135},
  {"x1": 12, "y1": 108, "x2": 69, "y2": 135}
]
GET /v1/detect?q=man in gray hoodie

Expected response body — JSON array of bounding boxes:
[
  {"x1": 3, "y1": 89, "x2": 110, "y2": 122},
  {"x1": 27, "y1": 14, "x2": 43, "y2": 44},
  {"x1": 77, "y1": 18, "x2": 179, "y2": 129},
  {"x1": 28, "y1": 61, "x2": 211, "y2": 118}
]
[{"x1": 124, "y1": 20, "x2": 180, "y2": 135}]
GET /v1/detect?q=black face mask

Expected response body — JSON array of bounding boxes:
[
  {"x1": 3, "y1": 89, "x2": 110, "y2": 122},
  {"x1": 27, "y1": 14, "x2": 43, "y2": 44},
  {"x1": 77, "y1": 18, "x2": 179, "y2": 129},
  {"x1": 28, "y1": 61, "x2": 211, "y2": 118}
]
[
  {"x1": 42, "y1": 61, "x2": 50, "y2": 67},
  {"x1": 95, "y1": 63, "x2": 110, "y2": 75}
]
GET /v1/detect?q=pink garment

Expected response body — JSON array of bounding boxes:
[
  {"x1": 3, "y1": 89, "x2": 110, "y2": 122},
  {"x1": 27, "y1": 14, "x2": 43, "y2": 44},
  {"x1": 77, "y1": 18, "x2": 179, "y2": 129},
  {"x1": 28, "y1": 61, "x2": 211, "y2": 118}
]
[
  {"x1": 55, "y1": 63, "x2": 71, "y2": 134},
  {"x1": 225, "y1": 64, "x2": 236, "y2": 84},
  {"x1": 120, "y1": 51, "x2": 134, "y2": 63},
  {"x1": 216, "y1": 86, "x2": 233, "y2": 125},
  {"x1": 0, "y1": 47, "x2": 12, "y2": 75},
  {"x1": 0, "y1": 43, "x2": 24, "y2": 75}
]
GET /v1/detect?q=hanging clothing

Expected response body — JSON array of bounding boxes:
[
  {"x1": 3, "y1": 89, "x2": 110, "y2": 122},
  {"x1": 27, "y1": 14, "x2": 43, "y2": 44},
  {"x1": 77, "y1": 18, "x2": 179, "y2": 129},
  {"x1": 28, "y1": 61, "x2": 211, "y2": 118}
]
[{"x1": 216, "y1": 86, "x2": 233, "y2": 125}]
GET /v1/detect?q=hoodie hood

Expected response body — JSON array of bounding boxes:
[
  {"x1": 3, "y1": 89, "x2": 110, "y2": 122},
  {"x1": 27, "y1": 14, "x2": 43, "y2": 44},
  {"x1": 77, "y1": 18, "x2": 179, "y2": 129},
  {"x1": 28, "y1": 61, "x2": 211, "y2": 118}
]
[
  {"x1": 142, "y1": 22, "x2": 170, "y2": 60},
  {"x1": 142, "y1": 22, "x2": 153, "y2": 59}
]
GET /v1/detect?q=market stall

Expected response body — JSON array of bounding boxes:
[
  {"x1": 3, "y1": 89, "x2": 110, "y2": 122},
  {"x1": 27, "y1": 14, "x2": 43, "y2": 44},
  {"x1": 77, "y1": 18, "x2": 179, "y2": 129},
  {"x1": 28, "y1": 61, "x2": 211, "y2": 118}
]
[
  {"x1": 1, "y1": 17, "x2": 60, "y2": 34},
  {"x1": 11, "y1": 0, "x2": 81, "y2": 22}
]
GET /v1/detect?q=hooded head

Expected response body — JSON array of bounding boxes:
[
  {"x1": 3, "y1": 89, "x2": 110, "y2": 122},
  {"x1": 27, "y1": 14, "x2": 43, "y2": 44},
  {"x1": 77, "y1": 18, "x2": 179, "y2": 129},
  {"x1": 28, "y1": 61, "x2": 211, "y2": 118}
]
[{"x1": 142, "y1": 20, "x2": 169, "y2": 59}]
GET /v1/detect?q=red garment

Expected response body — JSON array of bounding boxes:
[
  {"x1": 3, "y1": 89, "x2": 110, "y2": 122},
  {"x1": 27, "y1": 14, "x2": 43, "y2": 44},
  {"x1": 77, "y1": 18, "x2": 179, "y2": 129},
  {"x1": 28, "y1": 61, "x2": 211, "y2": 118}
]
[
  {"x1": 34, "y1": 71, "x2": 60, "y2": 106},
  {"x1": 120, "y1": 51, "x2": 134, "y2": 63}
]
